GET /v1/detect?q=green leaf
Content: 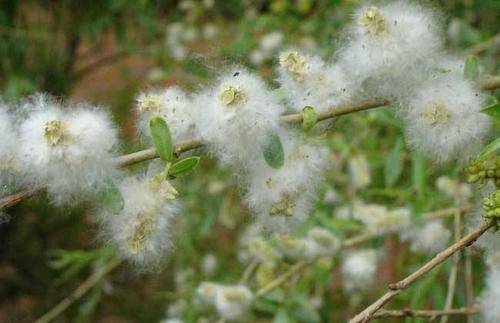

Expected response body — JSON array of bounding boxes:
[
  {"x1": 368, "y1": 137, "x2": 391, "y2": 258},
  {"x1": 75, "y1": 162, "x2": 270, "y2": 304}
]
[
  {"x1": 464, "y1": 55, "x2": 479, "y2": 79},
  {"x1": 481, "y1": 102, "x2": 500, "y2": 119},
  {"x1": 274, "y1": 308, "x2": 294, "y2": 323},
  {"x1": 150, "y1": 117, "x2": 173, "y2": 161},
  {"x1": 301, "y1": 106, "x2": 318, "y2": 132},
  {"x1": 99, "y1": 179, "x2": 124, "y2": 214},
  {"x1": 479, "y1": 137, "x2": 500, "y2": 158},
  {"x1": 411, "y1": 151, "x2": 427, "y2": 200},
  {"x1": 385, "y1": 137, "x2": 404, "y2": 187},
  {"x1": 169, "y1": 156, "x2": 200, "y2": 176},
  {"x1": 263, "y1": 133, "x2": 285, "y2": 169}
]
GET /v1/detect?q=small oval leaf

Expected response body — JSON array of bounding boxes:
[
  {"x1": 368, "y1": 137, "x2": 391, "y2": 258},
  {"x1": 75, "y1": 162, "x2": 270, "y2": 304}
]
[
  {"x1": 150, "y1": 117, "x2": 173, "y2": 161},
  {"x1": 302, "y1": 106, "x2": 318, "y2": 132},
  {"x1": 479, "y1": 137, "x2": 500, "y2": 159},
  {"x1": 263, "y1": 133, "x2": 285, "y2": 169},
  {"x1": 481, "y1": 102, "x2": 500, "y2": 119},
  {"x1": 99, "y1": 179, "x2": 124, "y2": 214},
  {"x1": 464, "y1": 55, "x2": 479, "y2": 79},
  {"x1": 169, "y1": 156, "x2": 200, "y2": 176}
]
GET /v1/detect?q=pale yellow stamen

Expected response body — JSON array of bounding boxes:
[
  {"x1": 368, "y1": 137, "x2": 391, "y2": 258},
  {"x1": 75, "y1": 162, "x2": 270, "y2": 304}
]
[
  {"x1": 279, "y1": 50, "x2": 306, "y2": 81},
  {"x1": 422, "y1": 104, "x2": 450, "y2": 125},
  {"x1": 220, "y1": 85, "x2": 246, "y2": 106},
  {"x1": 127, "y1": 213, "x2": 155, "y2": 254},
  {"x1": 43, "y1": 120, "x2": 70, "y2": 146},
  {"x1": 359, "y1": 6, "x2": 388, "y2": 36},
  {"x1": 138, "y1": 95, "x2": 162, "y2": 114},
  {"x1": 269, "y1": 193, "x2": 297, "y2": 217}
]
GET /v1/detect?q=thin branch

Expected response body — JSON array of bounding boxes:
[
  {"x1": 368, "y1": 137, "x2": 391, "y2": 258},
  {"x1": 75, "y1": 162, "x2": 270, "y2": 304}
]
[
  {"x1": 468, "y1": 33, "x2": 500, "y2": 55},
  {"x1": 440, "y1": 209, "x2": 462, "y2": 323},
  {"x1": 348, "y1": 221, "x2": 494, "y2": 323},
  {"x1": 255, "y1": 261, "x2": 310, "y2": 297},
  {"x1": 465, "y1": 248, "x2": 475, "y2": 323},
  {"x1": 1, "y1": 76, "x2": 498, "y2": 210},
  {"x1": 239, "y1": 258, "x2": 260, "y2": 285},
  {"x1": 71, "y1": 51, "x2": 129, "y2": 82},
  {"x1": 372, "y1": 307, "x2": 479, "y2": 319},
  {"x1": 35, "y1": 257, "x2": 122, "y2": 323}
]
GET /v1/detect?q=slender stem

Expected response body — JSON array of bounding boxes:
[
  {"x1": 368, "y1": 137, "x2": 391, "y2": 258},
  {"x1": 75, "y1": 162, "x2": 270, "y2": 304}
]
[
  {"x1": 255, "y1": 261, "x2": 310, "y2": 297},
  {"x1": 348, "y1": 221, "x2": 494, "y2": 323},
  {"x1": 35, "y1": 257, "x2": 122, "y2": 323},
  {"x1": 372, "y1": 307, "x2": 479, "y2": 319},
  {"x1": 465, "y1": 248, "x2": 475, "y2": 323},
  {"x1": 440, "y1": 210, "x2": 462, "y2": 323},
  {"x1": 239, "y1": 258, "x2": 260, "y2": 285},
  {"x1": 1, "y1": 75, "x2": 498, "y2": 210}
]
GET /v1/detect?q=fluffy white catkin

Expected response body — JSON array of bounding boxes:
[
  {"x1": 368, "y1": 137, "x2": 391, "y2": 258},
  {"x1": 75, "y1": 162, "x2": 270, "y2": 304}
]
[
  {"x1": 136, "y1": 86, "x2": 198, "y2": 142},
  {"x1": 244, "y1": 130, "x2": 329, "y2": 232},
  {"x1": 481, "y1": 268, "x2": 500, "y2": 323},
  {"x1": 17, "y1": 95, "x2": 120, "y2": 205},
  {"x1": 399, "y1": 74, "x2": 490, "y2": 163},
  {"x1": 336, "y1": 1, "x2": 443, "y2": 99},
  {"x1": 101, "y1": 175, "x2": 180, "y2": 267},
  {"x1": 193, "y1": 66, "x2": 284, "y2": 170},
  {"x1": 341, "y1": 249, "x2": 378, "y2": 292},
  {"x1": 277, "y1": 49, "x2": 354, "y2": 113}
]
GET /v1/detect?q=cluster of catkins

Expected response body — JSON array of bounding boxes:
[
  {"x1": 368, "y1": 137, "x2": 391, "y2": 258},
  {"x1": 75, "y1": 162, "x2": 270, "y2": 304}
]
[{"x1": 0, "y1": 1, "x2": 492, "y2": 272}]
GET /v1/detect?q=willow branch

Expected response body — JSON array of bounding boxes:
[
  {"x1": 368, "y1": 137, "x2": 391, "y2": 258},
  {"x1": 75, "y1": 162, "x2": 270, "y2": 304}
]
[
  {"x1": 440, "y1": 209, "x2": 462, "y2": 323},
  {"x1": 372, "y1": 307, "x2": 479, "y2": 319},
  {"x1": 35, "y1": 257, "x2": 122, "y2": 323},
  {"x1": 1, "y1": 76, "x2": 498, "y2": 210},
  {"x1": 348, "y1": 221, "x2": 494, "y2": 323}
]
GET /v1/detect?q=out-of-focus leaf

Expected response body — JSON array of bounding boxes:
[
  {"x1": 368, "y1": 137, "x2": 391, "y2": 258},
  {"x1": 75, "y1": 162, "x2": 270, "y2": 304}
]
[
  {"x1": 99, "y1": 179, "x2": 124, "y2": 214},
  {"x1": 464, "y1": 55, "x2": 479, "y2": 79},
  {"x1": 481, "y1": 102, "x2": 500, "y2": 119},
  {"x1": 479, "y1": 137, "x2": 500, "y2": 158},
  {"x1": 263, "y1": 132, "x2": 285, "y2": 169},
  {"x1": 274, "y1": 308, "x2": 295, "y2": 323},
  {"x1": 385, "y1": 137, "x2": 404, "y2": 187},
  {"x1": 150, "y1": 116, "x2": 173, "y2": 161},
  {"x1": 411, "y1": 151, "x2": 427, "y2": 200},
  {"x1": 169, "y1": 157, "x2": 200, "y2": 176}
]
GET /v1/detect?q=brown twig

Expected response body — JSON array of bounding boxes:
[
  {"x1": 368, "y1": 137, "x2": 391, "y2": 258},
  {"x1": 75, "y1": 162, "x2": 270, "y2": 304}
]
[
  {"x1": 35, "y1": 257, "x2": 122, "y2": 323},
  {"x1": 1, "y1": 76, "x2": 498, "y2": 210},
  {"x1": 372, "y1": 307, "x2": 479, "y2": 319},
  {"x1": 440, "y1": 209, "x2": 462, "y2": 323},
  {"x1": 348, "y1": 221, "x2": 494, "y2": 323}
]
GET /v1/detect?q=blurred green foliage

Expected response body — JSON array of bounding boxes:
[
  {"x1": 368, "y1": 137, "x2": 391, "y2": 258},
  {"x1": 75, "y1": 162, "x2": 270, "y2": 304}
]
[{"x1": 0, "y1": 0, "x2": 499, "y2": 322}]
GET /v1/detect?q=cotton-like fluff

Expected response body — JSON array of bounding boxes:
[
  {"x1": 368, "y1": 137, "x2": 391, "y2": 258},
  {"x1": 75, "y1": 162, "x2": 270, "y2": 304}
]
[
  {"x1": 481, "y1": 268, "x2": 500, "y2": 323},
  {"x1": 193, "y1": 67, "x2": 284, "y2": 170},
  {"x1": 136, "y1": 87, "x2": 197, "y2": 142},
  {"x1": 0, "y1": 105, "x2": 18, "y2": 194},
  {"x1": 101, "y1": 175, "x2": 180, "y2": 266},
  {"x1": 197, "y1": 283, "x2": 253, "y2": 321},
  {"x1": 277, "y1": 227, "x2": 340, "y2": 260},
  {"x1": 436, "y1": 176, "x2": 472, "y2": 204},
  {"x1": 17, "y1": 96, "x2": 119, "y2": 205},
  {"x1": 408, "y1": 220, "x2": 451, "y2": 254},
  {"x1": 353, "y1": 202, "x2": 411, "y2": 235},
  {"x1": 277, "y1": 50, "x2": 354, "y2": 113},
  {"x1": 214, "y1": 285, "x2": 253, "y2": 321},
  {"x1": 400, "y1": 75, "x2": 490, "y2": 163},
  {"x1": 341, "y1": 249, "x2": 378, "y2": 292},
  {"x1": 336, "y1": 1, "x2": 443, "y2": 98},
  {"x1": 244, "y1": 131, "x2": 329, "y2": 232}
]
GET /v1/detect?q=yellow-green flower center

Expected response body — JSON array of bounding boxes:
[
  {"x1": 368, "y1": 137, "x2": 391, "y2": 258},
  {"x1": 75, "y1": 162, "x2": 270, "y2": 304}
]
[
  {"x1": 220, "y1": 85, "x2": 246, "y2": 106},
  {"x1": 279, "y1": 50, "x2": 306, "y2": 81},
  {"x1": 359, "y1": 6, "x2": 388, "y2": 36},
  {"x1": 43, "y1": 120, "x2": 70, "y2": 146}
]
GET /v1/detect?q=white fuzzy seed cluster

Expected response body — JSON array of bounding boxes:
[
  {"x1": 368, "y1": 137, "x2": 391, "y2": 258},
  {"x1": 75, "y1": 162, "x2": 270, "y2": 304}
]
[
  {"x1": 341, "y1": 249, "x2": 379, "y2": 292},
  {"x1": 4, "y1": 95, "x2": 120, "y2": 205},
  {"x1": 197, "y1": 282, "x2": 253, "y2": 321},
  {"x1": 352, "y1": 201, "x2": 412, "y2": 235},
  {"x1": 100, "y1": 175, "x2": 180, "y2": 267},
  {"x1": 136, "y1": 87, "x2": 198, "y2": 143}
]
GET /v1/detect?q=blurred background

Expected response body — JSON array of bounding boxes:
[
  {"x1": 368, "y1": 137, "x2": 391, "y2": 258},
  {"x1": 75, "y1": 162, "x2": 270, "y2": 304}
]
[{"x1": 0, "y1": 0, "x2": 499, "y2": 322}]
